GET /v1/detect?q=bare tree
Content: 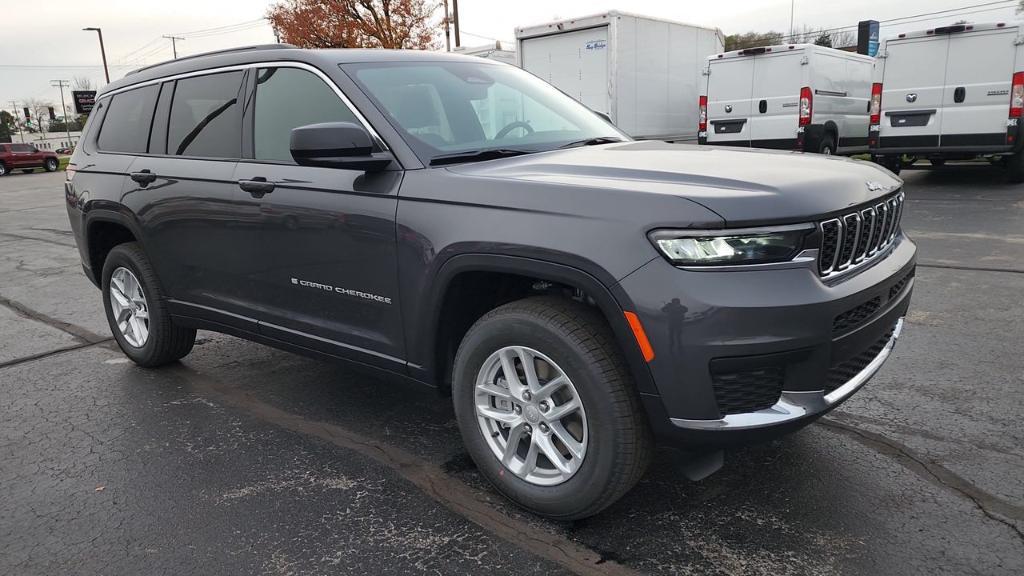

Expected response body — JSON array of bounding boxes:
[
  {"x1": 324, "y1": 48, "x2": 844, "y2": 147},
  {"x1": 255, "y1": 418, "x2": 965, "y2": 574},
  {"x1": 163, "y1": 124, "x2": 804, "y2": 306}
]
[
  {"x1": 23, "y1": 98, "x2": 54, "y2": 133},
  {"x1": 72, "y1": 76, "x2": 95, "y2": 91}
]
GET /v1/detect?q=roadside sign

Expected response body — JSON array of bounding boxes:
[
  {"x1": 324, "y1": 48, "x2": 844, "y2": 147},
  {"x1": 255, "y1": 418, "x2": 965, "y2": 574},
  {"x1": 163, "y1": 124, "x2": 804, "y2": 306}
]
[{"x1": 72, "y1": 91, "x2": 97, "y2": 114}]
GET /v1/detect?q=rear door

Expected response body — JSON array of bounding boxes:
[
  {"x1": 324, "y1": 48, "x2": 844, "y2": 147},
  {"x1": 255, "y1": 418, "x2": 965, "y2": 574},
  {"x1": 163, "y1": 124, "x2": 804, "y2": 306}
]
[
  {"x1": 940, "y1": 27, "x2": 1017, "y2": 147},
  {"x1": 705, "y1": 57, "x2": 754, "y2": 145},
  {"x1": 748, "y1": 51, "x2": 803, "y2": 149},
  {"x1": 125, "y1": 71, "x2": 251, "y2": 329},
  {"x1": 879, "y1": 35, "x2": 949, "y2": 148},
  {"x1": 520, "y1": 27, "x2": 610, "y2": 117}
]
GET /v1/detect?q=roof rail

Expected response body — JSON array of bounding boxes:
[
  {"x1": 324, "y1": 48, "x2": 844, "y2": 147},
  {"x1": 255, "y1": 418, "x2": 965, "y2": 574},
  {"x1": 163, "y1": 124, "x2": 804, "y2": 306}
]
[{"x1": 126, "y1": 43, "x2": 297, "y2": 76}]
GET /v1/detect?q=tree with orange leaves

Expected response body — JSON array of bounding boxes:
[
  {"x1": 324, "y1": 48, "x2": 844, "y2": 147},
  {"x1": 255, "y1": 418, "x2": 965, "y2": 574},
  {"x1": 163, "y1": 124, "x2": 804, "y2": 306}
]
[{"x1": 266, "y1": 0, "x2": 438, "y2": 50}]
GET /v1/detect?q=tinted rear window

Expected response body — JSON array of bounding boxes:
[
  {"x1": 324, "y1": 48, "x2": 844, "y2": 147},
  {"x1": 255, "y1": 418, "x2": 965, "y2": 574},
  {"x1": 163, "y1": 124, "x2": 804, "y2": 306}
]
[
  {"x1": 97, "y1": 85, "x2": 160, "y2": 153},
  {"x1": 168, "y1": 71, "x2": 243, "y2": 158}
]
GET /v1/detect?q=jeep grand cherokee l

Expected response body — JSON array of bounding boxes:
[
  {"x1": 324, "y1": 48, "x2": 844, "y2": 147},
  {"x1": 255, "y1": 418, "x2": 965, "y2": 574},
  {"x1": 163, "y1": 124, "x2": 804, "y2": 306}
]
[{"x1": 65, "y1": 46, "x2": 916, "y2": 519}]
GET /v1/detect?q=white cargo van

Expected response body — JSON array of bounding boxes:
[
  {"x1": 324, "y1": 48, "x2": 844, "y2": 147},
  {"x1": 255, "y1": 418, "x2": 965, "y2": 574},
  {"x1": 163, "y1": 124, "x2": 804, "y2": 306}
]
[
  {"x1": 516, "y1": 11, "x2": 724, "y2": 141},
  {"x1": 699, "y1": 44, "x2": 874, "y2": 155},
  {"x1": 870, "y1": 22, "x2": 1024, "y2": 180}
]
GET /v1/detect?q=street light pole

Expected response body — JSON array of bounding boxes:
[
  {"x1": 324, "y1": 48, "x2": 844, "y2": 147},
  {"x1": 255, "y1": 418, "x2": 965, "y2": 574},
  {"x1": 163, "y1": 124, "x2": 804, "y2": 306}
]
[
  {"x1": 452, "y1": 0, "x2": 461, "y2": 48},
  {"x1": 51, "y1": 80, "x2": 73, "y2": 148},
  {"x1": 442, "y1": 0, "x2": 451, "y2": 52},
  {"x1": 9, "y1": 101, "x2": 25, "y2": 143},
  {"x1": 82, "y1": 27, "x2": 110, "y2": 84}
]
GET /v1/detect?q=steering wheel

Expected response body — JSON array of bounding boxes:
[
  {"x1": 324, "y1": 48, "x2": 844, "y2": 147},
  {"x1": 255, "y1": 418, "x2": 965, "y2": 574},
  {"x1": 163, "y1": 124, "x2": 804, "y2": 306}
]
[{"x1": 495, "y1": 121, "x2": 534, "y2": 139}]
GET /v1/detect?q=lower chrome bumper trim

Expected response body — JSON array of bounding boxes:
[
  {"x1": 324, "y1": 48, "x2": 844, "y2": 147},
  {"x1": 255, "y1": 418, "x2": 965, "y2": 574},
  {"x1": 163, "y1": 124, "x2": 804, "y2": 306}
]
[{"x1": 670, "y1": 318, "x2": 904, "y2": 431}]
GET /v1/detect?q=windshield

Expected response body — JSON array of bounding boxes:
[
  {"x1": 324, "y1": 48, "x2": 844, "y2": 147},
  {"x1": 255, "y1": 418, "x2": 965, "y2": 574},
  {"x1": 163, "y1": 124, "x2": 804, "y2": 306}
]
[{"x1": 344, "y1": 60, "x2": 627, "y2": 164}]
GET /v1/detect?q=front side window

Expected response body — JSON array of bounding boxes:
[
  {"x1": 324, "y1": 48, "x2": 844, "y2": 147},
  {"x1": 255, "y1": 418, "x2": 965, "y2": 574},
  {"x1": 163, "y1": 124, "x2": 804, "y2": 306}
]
[
  {"x1": 97, "y1": 85, "x2": 159, "y2": 154},
  {"x1": 253, "y1": 67, "x2": 361, "y2": 163},
  {"x1": 168, "y1": 71, "x2": 243, "y2": 158},
  {"x1": 347, "y1": 61, "x2": 625, "y2": 163}
]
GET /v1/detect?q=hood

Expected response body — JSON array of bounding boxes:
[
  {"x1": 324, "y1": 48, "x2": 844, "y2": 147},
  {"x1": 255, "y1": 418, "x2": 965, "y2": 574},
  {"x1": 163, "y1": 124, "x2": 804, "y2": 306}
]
[{"x1": 445, "y1": 140, "x2": 902, "y2": 226}]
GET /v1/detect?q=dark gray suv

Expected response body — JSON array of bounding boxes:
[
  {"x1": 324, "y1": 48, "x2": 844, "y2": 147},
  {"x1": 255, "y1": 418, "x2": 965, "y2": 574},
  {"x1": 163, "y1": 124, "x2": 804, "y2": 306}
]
[{"x1": 65, "y1": 45, "x2": 916, "y2": 519}]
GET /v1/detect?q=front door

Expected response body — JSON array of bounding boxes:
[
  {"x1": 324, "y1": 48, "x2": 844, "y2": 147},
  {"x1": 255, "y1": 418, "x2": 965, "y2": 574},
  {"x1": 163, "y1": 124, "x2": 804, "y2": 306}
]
[{"x1": 233, "y1": 64, "x2": 405, "y2": 372}]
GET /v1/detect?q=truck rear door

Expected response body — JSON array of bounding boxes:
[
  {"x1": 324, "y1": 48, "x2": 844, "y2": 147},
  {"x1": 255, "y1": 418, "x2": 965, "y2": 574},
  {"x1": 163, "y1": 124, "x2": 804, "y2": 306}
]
[
  {"x1": 705, "y1": 57, "x2": 754, "y2": 145},
  {"x1": 879, "y1": 35, "x2": 950, "y2": 148},
  {"x1": 520, "y1": 27, "x2": 610, "y2": 118},
  {"x1": 940, "y1": 26, "x2": 1017, "y2": 148},
  {"x1": 748, "y1": 51, "x2": 803, "y2": 149}
]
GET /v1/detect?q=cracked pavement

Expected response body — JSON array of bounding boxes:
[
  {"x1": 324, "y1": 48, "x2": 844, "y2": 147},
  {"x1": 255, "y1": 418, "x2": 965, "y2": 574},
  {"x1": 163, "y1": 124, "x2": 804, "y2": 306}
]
[{"x1": 1, "y1": 168, "x2": 1022, "y2": 575}]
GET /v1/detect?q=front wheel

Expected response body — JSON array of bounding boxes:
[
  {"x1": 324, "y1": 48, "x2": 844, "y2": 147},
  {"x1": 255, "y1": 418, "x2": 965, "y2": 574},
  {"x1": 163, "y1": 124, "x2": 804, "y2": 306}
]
[
  {"x1": 452, "y1": 296, "x2": 652, "y2": 520},
  {"x1": 44, "y1": 158, "x2": 58, "y2": 172},
  {"x1": 102, "y1": 242, "x2": 196, "y2": 367},
  {"x1": 0, "y1": 163, "x2": 7, "y2": 177}
]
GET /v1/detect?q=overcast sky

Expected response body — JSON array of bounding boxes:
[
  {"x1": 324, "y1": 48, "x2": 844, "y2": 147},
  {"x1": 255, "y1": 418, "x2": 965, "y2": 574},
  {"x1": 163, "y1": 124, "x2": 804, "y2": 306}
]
[{"x1": 1, "y1": 0, "x2": 1019, "y2": 115}]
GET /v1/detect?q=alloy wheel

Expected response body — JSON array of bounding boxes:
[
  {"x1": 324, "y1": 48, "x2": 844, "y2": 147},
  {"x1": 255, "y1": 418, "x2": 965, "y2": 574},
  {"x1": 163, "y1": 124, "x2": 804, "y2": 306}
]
[
  {"x1": 109, "y1": 266, "x2": 150, "y2": 348},
  {"x1": 475, "y1": 346, "x2": 588, "y2": 486}
]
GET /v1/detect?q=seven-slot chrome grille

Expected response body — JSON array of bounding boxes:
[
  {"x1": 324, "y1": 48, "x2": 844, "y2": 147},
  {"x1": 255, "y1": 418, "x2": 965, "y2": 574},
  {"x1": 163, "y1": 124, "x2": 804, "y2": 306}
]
[{"x1": 818, "y1": 192, "x2": 904, "y2": 277}]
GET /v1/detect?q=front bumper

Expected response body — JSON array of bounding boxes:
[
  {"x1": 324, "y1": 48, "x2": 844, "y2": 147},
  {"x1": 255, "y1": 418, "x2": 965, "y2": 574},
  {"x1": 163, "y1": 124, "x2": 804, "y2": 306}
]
[{"x1": 615, "y1": 232, "x2": 916, "y2": 447}]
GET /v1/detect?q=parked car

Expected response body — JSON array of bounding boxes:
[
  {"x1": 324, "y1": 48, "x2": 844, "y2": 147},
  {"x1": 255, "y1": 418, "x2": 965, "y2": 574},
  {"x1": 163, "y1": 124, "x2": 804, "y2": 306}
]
[
  {"x1": 699, "y1": 43, "x2": 874, "y2": 155},
  {"x1": 65, "y1": 46, "x2": 916, "y2": 519},
  {"x1": 870, "y1": 22, "x2": 1024, "y2": 179},
  {"x1": 516, "y1": 11, "x2": 724, "y2": 141},
  {"x1": 0, "y1": 143, "x2": 60, "y2": 176},
  {"x1": 56, "y1": 147, "x2": 75, "y2": 155}
]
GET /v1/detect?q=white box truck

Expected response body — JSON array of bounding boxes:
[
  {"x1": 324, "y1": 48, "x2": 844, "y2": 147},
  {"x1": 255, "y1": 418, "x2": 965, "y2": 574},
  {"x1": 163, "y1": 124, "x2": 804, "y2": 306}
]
[
  {"x1": 698, "y1": 44, "x2": 874, "y2": 155},
  {"x1": 515, "y1": 11, "x2": 723, "y2": 141},
  {"x1": 869, "y1": 22, "x2": 1024, "y2": 180}
]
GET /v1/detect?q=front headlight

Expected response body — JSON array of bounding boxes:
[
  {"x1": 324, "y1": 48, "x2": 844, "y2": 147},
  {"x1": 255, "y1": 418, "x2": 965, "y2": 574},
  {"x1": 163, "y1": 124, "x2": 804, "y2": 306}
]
[{"x1": 649, "y1": 228, "x2": 810, "y2": 266}]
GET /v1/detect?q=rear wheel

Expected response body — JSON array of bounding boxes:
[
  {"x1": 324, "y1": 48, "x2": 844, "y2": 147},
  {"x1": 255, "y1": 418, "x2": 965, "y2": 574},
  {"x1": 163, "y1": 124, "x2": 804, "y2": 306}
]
[
  {"x1": 0, "y1": 163, "x2": 7, "y2": 177},
  {"x1": 102, "y1": 242, "x2": 196, "y2": 367},
  {"x1": 452, "y1": 296, "x2": 652, "y2": 520},
  {"x1": 1007, "y1": 152, "x2": 1024, "y2": 183},
  {"x1": 44, "y1": 158, "x2": 58, "y2": 172},
  {"x1": 818, "y1": 135, "x2": 835, "y2": 155}
]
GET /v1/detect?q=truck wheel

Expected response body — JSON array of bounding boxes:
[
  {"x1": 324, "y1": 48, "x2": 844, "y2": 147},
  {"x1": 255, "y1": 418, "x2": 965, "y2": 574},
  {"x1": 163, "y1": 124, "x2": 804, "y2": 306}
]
[
  {"x1": 0, "y1": 163, "x2": 7, "y2": 177},
  {"x1": 101, "y1": 242, "x2": 196, "y2": 367},
  {"x1": 452, "y1": 296, "x2": 652, "y2": 520},
  {"x1": 44, "y1": 158, "x2": 58, "y2": 172},
  {"x1": 818, "y1": 135, "x2": 835, "y2": 155},
  {"x1": 1007, "y1": 152, "x2": 1024, "y2": 183}
]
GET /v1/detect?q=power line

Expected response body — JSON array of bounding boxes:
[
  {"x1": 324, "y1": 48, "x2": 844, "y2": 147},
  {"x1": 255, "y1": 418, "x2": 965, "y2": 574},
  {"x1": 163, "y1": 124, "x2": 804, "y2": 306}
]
[
  {"x1": 171, "y1": 18, "x2": 266, "y2": 37},
  {"x1": 779, "y1": 0, "x2": 1018, "y2": 40}
]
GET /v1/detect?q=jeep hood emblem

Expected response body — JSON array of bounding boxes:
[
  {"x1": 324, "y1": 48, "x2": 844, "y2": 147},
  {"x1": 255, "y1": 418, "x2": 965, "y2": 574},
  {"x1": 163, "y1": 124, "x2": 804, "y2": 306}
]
[{"x1": 866, "y1": 181, "x2": 885, "y2": 192}]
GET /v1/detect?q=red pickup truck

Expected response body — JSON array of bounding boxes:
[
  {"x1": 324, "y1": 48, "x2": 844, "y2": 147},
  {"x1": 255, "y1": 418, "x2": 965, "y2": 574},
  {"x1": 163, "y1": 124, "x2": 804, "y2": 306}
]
[{"x1": 0, "y1": 143, "x2": 60, "y2": 176}]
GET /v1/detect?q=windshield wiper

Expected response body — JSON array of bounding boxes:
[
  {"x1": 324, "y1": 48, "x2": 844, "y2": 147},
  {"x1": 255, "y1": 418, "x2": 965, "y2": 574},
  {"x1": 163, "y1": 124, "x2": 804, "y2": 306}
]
[
  {"x1": 429, "y1": 148, "x2": 536, "y2": 166},
  {"x1": 557, "y1": 136, "x2": 623, "y2": 149}
]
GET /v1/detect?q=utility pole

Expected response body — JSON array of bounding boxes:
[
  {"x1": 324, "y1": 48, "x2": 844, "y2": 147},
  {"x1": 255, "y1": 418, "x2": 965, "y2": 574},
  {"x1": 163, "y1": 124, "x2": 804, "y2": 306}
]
[
  {"x1": 452, "y1": 0, "x2": 461, "y2": 48},
  {"x1": 789, "y1": 0, "x2": 795, "y2": 39},
  {"x1": 9, "y1": 101, "x2": 25, "y2": 143},
  {"x1": 50, "y1": 80, "x2": 73, "y2": 147},
  {"x1": 163, "y1": 35, "x2": 185, "y2": 59},
  {"x1": 82, "y1": 28, "x2": 110, "y2": 84},
  {"x1": 442, "y1": 0, "x2": 451, "y2": 51}
]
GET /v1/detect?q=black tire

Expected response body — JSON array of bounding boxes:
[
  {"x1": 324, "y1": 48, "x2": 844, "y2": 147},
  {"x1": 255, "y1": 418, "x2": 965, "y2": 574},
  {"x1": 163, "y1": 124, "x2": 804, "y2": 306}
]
[
  {"x1": 452, "y1": 296, "x2": 652, "y2": 520},
  {"x1": 1007, "y1": 152, "x2": 1024, "y2": 183},
  {"x1": 0, "y1": 163, "x2": 6, "y2": 177},
  {"x1": 929, "y1": 158, "x2": 946, "y2": 167},
  {"x1": 101, "y1": 242, "x2": 196, "y2": 367},
  {"x1": 43, "y1": 158, "x2": 58, "y2": 172},
  {"x1": 818, "y1": 135, "x2": 835, "y2": 155}
]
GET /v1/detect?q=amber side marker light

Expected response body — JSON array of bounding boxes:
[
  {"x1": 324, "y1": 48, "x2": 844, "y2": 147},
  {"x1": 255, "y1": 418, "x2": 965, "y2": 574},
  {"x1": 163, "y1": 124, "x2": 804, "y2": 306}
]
[{"x1": 623, "y1": 311, "x2": 655, "y2": 362}]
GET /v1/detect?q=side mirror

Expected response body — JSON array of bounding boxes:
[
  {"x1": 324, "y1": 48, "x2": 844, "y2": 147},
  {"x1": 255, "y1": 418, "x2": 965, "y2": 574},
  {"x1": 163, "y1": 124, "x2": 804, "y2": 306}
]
[{"x1": 290, "y1": 122, "x2": 391, "y2": 171}]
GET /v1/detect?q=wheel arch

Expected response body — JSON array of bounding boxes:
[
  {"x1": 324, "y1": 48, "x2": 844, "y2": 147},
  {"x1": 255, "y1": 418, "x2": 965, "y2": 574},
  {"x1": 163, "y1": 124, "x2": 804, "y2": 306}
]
[
  {"x1": 414, "y1": 253, "x2": 658, "y2": 397},
  {"x1": 83, "y1": 207, "x2": 147, "y2": 288}
]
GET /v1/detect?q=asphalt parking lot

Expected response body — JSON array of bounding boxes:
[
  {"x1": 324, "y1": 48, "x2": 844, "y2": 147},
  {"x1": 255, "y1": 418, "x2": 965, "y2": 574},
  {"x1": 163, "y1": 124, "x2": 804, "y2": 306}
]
[{"x1": 1, "y1": 166, "x2": 1022, "y2": 575}]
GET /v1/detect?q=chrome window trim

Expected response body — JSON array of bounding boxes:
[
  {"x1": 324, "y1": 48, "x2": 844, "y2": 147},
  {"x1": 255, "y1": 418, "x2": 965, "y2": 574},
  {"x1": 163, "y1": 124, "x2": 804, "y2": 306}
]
[{"x1": 97, "y1": 61, "x2": 388, "y2": 150}]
